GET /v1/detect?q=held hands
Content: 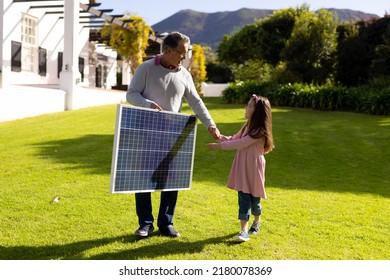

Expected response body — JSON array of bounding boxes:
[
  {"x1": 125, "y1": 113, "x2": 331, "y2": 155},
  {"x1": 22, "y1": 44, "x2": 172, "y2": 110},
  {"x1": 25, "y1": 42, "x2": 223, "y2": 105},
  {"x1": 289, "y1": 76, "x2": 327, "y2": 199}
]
[
  {"x1": 208, "y1": 125, "x2": 220, "y2": 140},
  {"x1": 207, "y1": 125, "x2": 221, "y2": 150}
]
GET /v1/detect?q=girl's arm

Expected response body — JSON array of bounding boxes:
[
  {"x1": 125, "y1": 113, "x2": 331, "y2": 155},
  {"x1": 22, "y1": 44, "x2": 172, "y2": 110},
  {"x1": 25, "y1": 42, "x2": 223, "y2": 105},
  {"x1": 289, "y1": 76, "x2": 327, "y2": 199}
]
[
  {"x1": 206, "y1": 127, "x2": 247, "y2": 150},
  {"x1": 217, "y1": 127, "x2": 245, "y2": 142},
  {"x1": 206, "y1": 135, "x2": 261, "y2": 151},
  {"x1": 220, "y1": 135, "x2": 260, "y2": 150},
  {"x1": 206, "y1": 142, "x2": 221, "y2": 150},
  {"x1": 217, "y1": 135, "x2": 231, "y2": 142},
  {"x1": 205, "y1": 134, "x2": 234, "y2": 150}
]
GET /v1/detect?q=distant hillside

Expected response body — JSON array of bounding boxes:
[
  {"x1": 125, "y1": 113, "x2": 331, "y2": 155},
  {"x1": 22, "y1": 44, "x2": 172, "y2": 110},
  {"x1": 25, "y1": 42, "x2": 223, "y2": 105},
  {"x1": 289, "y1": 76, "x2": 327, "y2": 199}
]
[
  {"x1": 327, "y1": 8, "x2": 379, "y2": 22},
  {"x1": 152, "y1": 8, "x2": 379, "y2": 49},
  {"x1": 152, "y1": 8, "x2": 273, "y2": 49}
]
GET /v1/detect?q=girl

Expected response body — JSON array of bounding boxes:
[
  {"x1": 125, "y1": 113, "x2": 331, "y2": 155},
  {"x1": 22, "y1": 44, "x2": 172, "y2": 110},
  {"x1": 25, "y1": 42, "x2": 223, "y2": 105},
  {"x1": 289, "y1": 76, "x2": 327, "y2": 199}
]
[{"x1": 206, "y1": 95, "x2": 274, "y2": 242}]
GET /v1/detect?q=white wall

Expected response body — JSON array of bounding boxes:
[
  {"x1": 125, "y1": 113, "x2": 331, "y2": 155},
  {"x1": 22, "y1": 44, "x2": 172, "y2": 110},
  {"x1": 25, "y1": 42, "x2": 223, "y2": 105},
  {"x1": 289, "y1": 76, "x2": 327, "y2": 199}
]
[
  {"x1": 201, "y1": 83, "x2": 229, "y2": 97},
  {"x1": 0, "y1": 85, "x2": 66, "y2": 122},
  {"x1": 0, "y1": 85, "x2": 126, "y2": 122}
]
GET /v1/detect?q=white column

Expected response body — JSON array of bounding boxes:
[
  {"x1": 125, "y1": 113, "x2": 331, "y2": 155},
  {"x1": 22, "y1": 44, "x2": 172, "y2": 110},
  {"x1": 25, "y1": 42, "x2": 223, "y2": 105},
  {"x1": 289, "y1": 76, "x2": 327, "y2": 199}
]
[
  {"x1": 122, "y1": 61, "x2": 132, "y2": 86},
  {"x1": 60, "y1": 0, "x2": 81, "y2": 110},
  {"x1": 0, "y1": 0, "x2": 4, "y2": 89}
]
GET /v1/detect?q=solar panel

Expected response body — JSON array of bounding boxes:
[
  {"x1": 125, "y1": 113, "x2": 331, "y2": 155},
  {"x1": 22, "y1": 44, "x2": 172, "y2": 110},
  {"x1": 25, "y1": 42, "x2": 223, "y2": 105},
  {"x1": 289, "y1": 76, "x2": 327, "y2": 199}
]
[{"x1": 110, "y1": 104, "x2": 197, "y2": 194}]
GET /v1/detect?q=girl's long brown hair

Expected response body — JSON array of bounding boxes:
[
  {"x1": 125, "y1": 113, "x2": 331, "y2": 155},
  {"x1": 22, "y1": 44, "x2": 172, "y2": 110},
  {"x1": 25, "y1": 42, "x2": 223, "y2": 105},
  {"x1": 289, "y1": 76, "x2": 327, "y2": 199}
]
[{"x1": 241, "y1": 95, "x2": 274, "y2": 154}]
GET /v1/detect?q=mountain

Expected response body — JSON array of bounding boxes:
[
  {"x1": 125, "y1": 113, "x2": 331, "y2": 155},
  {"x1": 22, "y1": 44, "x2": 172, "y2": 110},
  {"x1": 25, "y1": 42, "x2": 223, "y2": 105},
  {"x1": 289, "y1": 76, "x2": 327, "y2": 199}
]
[
  {"x1": 152, "y1": 8, "x2": 273, "y2": 49},
  {"x1": 152, "y1": 8, "x2": 379, "y2": 50},
  {"x1": 326, "y1": 8, "x2": 379, "y2": 22}
]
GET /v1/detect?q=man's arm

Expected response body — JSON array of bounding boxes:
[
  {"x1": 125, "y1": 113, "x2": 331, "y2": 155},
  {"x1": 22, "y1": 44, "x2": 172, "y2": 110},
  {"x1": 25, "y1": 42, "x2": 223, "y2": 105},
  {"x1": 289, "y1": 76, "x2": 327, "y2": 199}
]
[{"x1": 126, "y1": 63, "x2": 156, "y2": 109}]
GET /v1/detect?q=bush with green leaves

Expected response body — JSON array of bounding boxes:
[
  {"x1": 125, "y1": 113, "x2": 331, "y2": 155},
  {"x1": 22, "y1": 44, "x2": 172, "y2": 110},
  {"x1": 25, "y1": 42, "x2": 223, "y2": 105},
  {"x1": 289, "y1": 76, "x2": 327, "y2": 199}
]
[{"x1": 222, "y1": 81, "x2": 390, "y2": 115}]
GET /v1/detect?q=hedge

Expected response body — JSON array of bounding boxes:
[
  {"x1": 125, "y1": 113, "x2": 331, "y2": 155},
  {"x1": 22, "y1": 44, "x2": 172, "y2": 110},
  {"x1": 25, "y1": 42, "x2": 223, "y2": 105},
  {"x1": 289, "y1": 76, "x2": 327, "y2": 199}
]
[{"x1": 222, "y1": 81, "x2": 390, "y2": 116}]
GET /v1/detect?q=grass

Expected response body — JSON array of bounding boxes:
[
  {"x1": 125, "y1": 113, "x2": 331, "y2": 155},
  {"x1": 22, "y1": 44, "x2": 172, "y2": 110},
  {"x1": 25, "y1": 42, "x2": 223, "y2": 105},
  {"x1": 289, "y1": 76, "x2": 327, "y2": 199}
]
[{"x1": 0, "y1": 98, "x2": 389, "y2": 260}]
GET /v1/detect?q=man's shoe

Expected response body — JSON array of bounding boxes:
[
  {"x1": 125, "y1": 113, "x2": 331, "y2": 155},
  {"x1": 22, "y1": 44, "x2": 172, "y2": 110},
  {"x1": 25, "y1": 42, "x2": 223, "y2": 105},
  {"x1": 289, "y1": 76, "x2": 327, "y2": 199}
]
[
  {"x1": 134, "y1": 224, "x2": 154, "y2": 237},
  {"x1": 235, "y1": 231, "x2": 250, "y2": 242},
  {"x1": 159, "y1": 225, "x2": 180, "y2": 237}
]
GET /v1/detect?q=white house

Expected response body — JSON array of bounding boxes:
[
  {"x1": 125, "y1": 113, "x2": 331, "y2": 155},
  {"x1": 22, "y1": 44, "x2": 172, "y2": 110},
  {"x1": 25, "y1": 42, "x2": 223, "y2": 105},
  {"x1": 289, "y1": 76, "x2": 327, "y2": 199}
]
[
  {"x1": 0, "y1": 0, "x2": 163, "y2": 122},
  {"x1": 0, "y1": 0, "x2": 122, "y2": 90}
]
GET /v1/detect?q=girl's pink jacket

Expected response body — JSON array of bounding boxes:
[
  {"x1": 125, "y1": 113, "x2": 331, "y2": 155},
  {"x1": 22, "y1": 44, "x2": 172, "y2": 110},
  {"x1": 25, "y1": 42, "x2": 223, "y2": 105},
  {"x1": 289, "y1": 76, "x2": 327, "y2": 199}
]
[{"x1": 219, "y1": 128, "x2": 267, "y2": 199}]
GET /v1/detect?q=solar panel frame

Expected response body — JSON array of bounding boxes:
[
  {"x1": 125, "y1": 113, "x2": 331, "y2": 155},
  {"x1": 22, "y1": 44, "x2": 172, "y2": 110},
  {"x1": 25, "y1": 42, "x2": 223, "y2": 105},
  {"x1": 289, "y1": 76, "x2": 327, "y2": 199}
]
[{"x1": 110, "y1": 104, "x2": 197, "y2": 194}]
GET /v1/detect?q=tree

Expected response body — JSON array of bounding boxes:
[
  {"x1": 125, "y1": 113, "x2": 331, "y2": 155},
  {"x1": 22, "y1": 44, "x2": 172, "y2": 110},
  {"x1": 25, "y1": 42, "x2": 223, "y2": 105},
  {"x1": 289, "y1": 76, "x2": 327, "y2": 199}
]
[
  {"x1": 206, "y1": 62, "x2": 234, "y2": 83},
  {"x1": 100, "y1": 15, "x2": 152, "y2": 74},
  {"x1": 259, "y1": 8, "x2": 297, "y2": 66},
  {"x1": 281, "y1": 8, "x2": 338, "y2": 84},
  {"x1": 369, "y1": 17, "x2": 390, "y2": 86},
  {"x1": 231, "y1": 59, "x2": 274, "y2": 82},
  {"x1": 335, "y1": 23, "x2": 369, "y2": 86},
  {"x1": 217, "y1": 23, "x2": 263, "y2": 64},
  {"x1": 336, "y1": 16, "x2": 390, "y2": 86},
  {"x1": 189, "y1": 44, "x2": 207, "y2": 93},
  {"x1": 217, "y1": 6, "x2": 338, "y2": 84}
]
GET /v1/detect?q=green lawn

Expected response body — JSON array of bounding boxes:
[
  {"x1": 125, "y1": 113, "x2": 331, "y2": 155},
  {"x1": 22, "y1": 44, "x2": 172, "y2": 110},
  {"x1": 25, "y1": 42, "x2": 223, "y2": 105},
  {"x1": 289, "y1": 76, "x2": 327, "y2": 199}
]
[{"x1": 0, "y1": 98, "x2": 389, "y2": 260}]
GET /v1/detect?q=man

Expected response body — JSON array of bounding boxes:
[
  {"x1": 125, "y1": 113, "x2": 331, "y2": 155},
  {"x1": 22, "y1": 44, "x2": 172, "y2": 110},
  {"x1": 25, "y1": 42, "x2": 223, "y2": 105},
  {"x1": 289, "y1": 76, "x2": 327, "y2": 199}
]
[{"x1": 126, "y1": 31, "x2": 220, "y2": 237}]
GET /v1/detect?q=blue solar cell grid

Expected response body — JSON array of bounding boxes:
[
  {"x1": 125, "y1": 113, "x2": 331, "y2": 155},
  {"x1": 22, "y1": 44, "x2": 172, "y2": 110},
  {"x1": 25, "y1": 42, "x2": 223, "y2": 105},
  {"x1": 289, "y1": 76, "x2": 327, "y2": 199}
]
[{"x1": 110, "y1": 105, "x2": 197, "y2": 193}]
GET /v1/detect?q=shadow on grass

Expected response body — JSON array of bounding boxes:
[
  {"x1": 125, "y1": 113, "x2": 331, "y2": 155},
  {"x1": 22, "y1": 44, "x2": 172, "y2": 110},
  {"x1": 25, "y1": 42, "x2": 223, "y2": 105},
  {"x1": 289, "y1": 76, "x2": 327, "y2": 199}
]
[
  {"x1": 33, "y1": 134, "x2": 114, "y2": 175},
  {"x1": 0, "y1": 233, "x2": 236, "y2": 260}
]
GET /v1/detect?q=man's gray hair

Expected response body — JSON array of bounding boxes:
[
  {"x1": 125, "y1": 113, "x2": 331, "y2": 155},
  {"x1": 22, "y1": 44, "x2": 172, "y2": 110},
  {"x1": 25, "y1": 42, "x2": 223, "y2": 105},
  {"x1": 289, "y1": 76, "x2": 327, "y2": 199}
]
[{"x1": 162, "y1": 32, "x2": 190, "y2": 52}]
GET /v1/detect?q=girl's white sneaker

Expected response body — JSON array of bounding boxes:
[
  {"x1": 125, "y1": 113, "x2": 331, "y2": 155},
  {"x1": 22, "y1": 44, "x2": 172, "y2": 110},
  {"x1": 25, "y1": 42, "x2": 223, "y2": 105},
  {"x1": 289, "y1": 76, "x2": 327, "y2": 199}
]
[{"x1": 235, "y1": 231, "x2": 250, "y2": 242}]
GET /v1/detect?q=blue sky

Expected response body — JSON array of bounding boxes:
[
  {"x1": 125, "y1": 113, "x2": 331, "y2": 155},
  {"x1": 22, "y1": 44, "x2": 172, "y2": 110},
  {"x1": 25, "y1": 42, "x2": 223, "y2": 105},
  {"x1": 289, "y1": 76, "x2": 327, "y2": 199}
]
[{"x1": 97, "y1": 0, "x2": 389, "y2": 25}]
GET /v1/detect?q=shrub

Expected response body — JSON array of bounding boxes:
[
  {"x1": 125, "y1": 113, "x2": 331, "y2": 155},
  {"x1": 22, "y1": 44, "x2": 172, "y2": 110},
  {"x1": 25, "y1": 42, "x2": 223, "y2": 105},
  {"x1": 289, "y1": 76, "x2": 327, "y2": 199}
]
[
  {"x1": 222, "y1": 81, "x2": 279, "y2": 104},
  {"x1": 222, "y1": 81, "x2": 390, "y2": 115}
]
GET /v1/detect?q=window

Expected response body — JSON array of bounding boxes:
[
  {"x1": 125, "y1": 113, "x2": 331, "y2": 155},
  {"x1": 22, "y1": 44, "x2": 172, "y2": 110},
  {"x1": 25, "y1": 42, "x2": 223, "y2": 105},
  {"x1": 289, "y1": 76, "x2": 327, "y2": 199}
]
[
  {"x1": 79, "y1": 57, "x2": 85, "y2": 82},
  {"x1": 21, "y1": 14, "x2": 38, "y2": 73},
  {"x1": 39, "y1": 47, "x2": 47, "y2": 76},
  {"x1": 58, "y1": 52, "x2": 63, "y2": 78},
  {"x1": 11, "y1": 41, "x2": 22, "y2": 72}
]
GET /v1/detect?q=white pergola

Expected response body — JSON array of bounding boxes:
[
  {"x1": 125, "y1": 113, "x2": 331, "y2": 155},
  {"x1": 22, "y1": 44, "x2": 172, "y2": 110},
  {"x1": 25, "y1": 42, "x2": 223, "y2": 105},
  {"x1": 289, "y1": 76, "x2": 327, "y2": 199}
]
[{"x1": 61, "y1": 0, "x2": 162, "y2": 110}]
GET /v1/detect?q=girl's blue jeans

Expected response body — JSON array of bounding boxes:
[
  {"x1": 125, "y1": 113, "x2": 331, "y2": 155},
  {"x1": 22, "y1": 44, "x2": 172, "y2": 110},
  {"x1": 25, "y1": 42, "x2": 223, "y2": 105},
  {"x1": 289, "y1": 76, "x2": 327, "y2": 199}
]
[{"x1": 238, "y1": 191, "x2": 262, "y2": 221}]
